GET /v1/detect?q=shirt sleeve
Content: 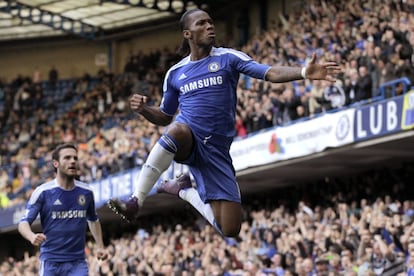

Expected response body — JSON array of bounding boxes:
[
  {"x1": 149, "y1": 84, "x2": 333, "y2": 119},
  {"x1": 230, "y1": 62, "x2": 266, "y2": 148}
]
[
  {"x1": 160, "y1": 72, "x2": 180, "y2": 116},
  {"x1": 86, "y1": 191, "x2": 98, "y2": 221},
  {"x1": 228, "y1": 49, "x2": 271, "y2": 80},
  {"x1": 20, "y1": 188, "x2": 43, "y2": 224}
]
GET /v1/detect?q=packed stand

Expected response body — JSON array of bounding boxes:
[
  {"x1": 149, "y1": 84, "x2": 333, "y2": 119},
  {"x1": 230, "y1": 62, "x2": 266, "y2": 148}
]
[
  {"x1": 0, "y1": 0, "x2": 413, "y2": 210},
  {"x1": 2, "y1": 162, "x2": 414, "y2": 275},
  {"x1": 235, "y1": 0, "x2": 414, "y2": 136},
  {"x1": 0, "y1": 52, "x2": 179, "y2": 209}
]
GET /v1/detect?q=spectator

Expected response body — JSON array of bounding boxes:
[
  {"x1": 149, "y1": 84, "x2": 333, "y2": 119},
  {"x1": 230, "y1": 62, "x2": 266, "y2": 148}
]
[
  {"x1": 48, "y1": 65, "x2": 58, "y2": 89},
  {"x1": 282, "y1": 87, "x2": 302, "y2": 122},
  {"x1": 307, "y1": 80, "x2": 325, "y2": 116},
  {"x1": 404, "y1": 249, "x2": 414, "y2": 276},
  {"x1": 314, "y1": 257, "x2": 329, "y2": 276},
  {"x1": 0, "y1": 187, "x2": 9, "y2": 209},
  {"x1": 323, "y1": 82, "x2": 346, "y2": 110},
  {"x1": 32, "y1": 67, "x2": 41, "y2": 84},
  {"x1": 356, "y1": 66, "x2": 373, "y2": 101},
  {"x1": 370, "y1": 234, "x2": 404, "y2": 275},
  {"x1": 344, "y1": 69, "x2": 360, "y2": 105}
]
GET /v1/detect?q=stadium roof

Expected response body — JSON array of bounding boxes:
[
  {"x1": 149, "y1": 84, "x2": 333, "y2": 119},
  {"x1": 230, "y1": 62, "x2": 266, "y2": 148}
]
[{"x1": 0, "y1": 0, "x2": 206, "y2": 41}]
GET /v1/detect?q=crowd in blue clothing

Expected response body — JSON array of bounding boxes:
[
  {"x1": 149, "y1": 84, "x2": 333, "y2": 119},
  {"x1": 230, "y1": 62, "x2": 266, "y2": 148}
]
[
  {"x1": 0, "y1": 0, "x2": 413, "y2": 211},
  {"x1": 1, "y1": 163, "x2": 414, "y2": 275}
]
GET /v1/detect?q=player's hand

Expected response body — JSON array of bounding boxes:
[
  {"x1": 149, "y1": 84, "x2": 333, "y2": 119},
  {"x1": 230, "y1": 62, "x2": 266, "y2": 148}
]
[
  {"x1": 96, "y1": 248, "x2": 108, "y2": 261},
  {"x1": 129, "y1": 94, "x2": 147, "y2": 113},
  {"x1": 31, "y1": 233, "x2": 46, "y2": 246},
  {"x1": 305, "y1": 53, "x2": 341, "y2": 83}
]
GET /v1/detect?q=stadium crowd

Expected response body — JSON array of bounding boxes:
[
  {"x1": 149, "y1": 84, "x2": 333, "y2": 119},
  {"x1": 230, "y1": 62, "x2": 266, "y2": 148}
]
[
  {"x1": 0, "y1": 0, "x2": 413, "y2": 274},
  {"x1": 1, "y1": 0, "x2": 413, "y2": 210},
  {"x1": 0, "y1": 0, "x2": 414, "y2": 209},
  {"x1": 1, "y1": 163, "x2": 414, "y2": 275}
]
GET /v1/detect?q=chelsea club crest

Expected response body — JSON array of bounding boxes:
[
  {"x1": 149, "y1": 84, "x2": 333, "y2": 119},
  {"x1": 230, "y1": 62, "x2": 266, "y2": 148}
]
[
  {"x1": 208, "y1": 62, "x2": 220, "y2": 72},
  {"x1": 78, "y1": 195, "x2": 86, "y2": 206}
]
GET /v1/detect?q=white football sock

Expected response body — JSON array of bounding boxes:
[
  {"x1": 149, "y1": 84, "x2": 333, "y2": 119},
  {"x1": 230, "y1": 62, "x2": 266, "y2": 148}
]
[
  {"x1": 133, "y1": 142, "x2": 174, "y2": 206},
  {"x1": 179, "y1": 188, "x2": 224, "y2": 237}
]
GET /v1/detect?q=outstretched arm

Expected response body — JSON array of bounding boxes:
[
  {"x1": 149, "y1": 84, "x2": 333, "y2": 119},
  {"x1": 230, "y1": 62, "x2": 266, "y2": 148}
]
[
  {"x1": 130, "y1": 94, "x2": 173, "y2": 126},
  {"x1": 265, "y1": 53, "x2": 341, "y2": 83}
]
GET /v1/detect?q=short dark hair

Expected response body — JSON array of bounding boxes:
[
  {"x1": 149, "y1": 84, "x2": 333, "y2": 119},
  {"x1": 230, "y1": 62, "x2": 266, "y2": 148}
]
[
  {"x1": 179, "y1": 8, "x2": 202, "y2": 31},
  {"x1": 177, "y1": 8, "x2": 204, "y2": 56},
  {"x1": 52, "y1": 143, "x2": 78, "y2": 172},
  {"x1": 315, "y1": 258, "x2": 329, "y2": 265},
  {"x1": 52, "y1": 143, "x2": 78, "y2": 162}
]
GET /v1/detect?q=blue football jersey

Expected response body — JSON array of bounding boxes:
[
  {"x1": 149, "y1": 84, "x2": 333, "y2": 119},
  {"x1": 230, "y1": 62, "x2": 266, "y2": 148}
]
[
  {"x1": 160, "y1": 47, "x2": 270, "y2": 137},
  {"x1": 20, "y1": 179, "x2": 98, "y2": 262}
]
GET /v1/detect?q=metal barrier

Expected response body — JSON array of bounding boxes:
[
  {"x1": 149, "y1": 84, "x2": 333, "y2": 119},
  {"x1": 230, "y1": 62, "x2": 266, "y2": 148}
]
[{"x1": 377, "y1": 77, "x2": 412, "y2": 98}]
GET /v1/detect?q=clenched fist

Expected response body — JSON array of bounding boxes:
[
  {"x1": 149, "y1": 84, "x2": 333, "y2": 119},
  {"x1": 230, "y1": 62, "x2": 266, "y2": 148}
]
[
  {"x1": 129, "y1": 94, "x2": 147, "y2": 113},
  {"x1": 31, "y1": 233, "x2": 46, "y2": 246}
]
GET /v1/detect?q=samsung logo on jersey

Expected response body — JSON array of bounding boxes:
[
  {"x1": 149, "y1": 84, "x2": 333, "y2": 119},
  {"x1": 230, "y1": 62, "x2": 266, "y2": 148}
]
[
  {"x1": 52, "y1": 210, "x2": 87, "y2": 219},
  {"x1": 180, "y1": 76, "x2": 223, "y2": 94}
]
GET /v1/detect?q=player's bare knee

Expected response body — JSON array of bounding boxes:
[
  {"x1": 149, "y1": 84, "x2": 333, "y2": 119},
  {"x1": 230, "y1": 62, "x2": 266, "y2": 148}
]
[
  {"x1": 167, "y1": 123, "x2": 193, "y2": 161},
  {"x1": 166, "y1": 122, "x2": 191, "y2": 136}
]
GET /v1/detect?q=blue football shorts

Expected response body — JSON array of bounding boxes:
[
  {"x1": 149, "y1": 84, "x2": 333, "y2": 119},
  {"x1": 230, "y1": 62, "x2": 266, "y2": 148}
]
[
  {"x1": 39, "y1": 259, "x2": 88, "y2": 276},
  {"x1": 180, "y1": 129, "x2": 241, "y2": 204}
]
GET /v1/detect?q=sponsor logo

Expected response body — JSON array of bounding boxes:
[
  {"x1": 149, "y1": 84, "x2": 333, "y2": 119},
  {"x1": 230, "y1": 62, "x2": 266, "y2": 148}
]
[
  {"x1": 268, "y1": 133, "x2": 284, "y2": 154},
  {"x1": 203, "y1": 135, "x2": 212, "y2": 144},
  {"x1": 178, "y1": 73, "x2": 187, "y2": 80},
  {"x1": 53, "y1": 199, "x2": 62, "y2": 205},
  {"x1": 285, "y1": 126, "x2": 332, "y2": 144},
  {"x1": 180, "y1": 76, "x2": 223, "y2": 94},
  {"x1": 52, "y1": 210, "x2": 87, "y2": 219}
]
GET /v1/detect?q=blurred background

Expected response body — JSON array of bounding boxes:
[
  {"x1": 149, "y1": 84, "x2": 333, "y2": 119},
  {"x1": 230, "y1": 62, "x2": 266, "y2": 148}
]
[{"x1": 0, "y1": 0, "x2": 414, "y2": 275}]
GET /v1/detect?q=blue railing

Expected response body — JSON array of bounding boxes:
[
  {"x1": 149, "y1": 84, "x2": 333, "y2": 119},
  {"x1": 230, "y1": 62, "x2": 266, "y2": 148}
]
[{"x1": 377, "y1": 77, "x2": 412, "y2": 98}]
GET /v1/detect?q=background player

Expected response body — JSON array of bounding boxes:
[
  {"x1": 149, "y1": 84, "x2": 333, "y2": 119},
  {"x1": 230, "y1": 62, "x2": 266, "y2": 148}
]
[
  {"x1": 18, "y1": 143, "x2": 107, "y2": 276},
  {"x1": 108, "y1": 9, "x2": 341, "y2": 238}
]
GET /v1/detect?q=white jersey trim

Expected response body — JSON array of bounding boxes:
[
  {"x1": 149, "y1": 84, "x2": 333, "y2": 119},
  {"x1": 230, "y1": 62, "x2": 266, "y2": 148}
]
[
  {"x1": 163, "y1": 55, "x2": 191, "y2": 92},
  {"x1": 74, "y1": 180, "x2": 93, "y2": 191},
  {"x1": 210, "y1": 47, "x2": 252, "y2": 61},
  {"x1": 29, "y1": 180, "x2": 58, "y2": 205},
  {"x1": 29, "y1": 179, "x2": 91, "y2": 204}
]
